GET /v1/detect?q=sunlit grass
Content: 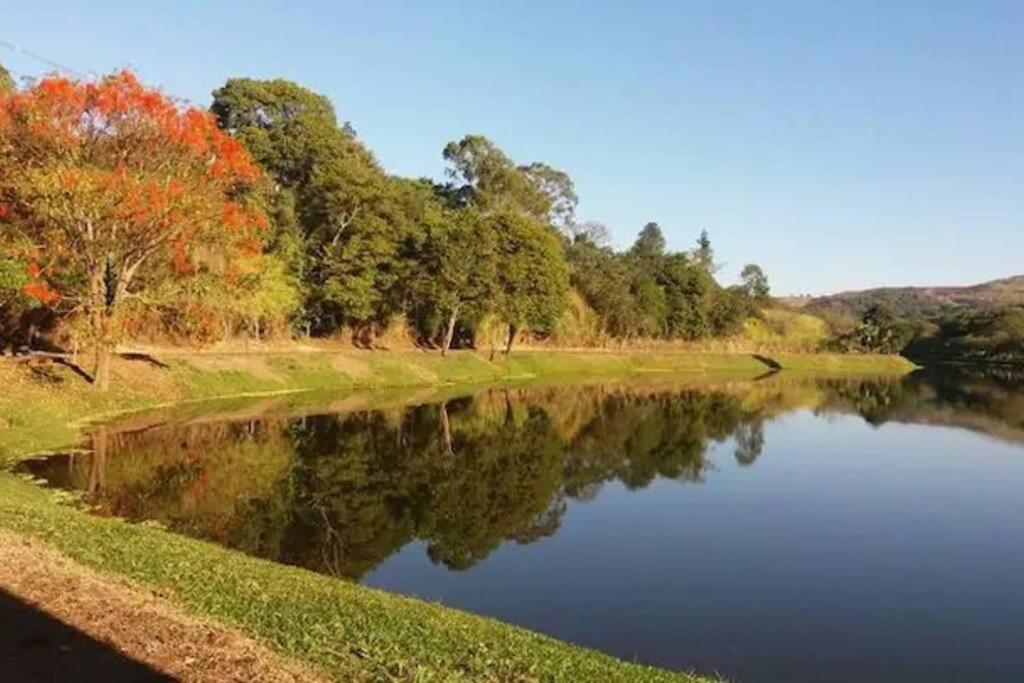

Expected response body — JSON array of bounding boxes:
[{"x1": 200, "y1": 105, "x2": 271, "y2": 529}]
[
  {"x1": 0, "y1": 475, "x2": 709, "y2": 682},
  {"x1": 0, "y1": 347, "x2": 913, "y2": 680}
]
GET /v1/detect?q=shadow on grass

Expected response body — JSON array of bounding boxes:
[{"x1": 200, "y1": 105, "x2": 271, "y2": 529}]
[
  {"x1": 751, "y1": 354, "x2": 783, "y2": 371},
  {"x1": 0, "y1": 587, "x2": 171, "y2": 682}
]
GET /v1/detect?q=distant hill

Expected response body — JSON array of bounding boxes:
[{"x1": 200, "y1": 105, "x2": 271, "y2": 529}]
[{"x1": 806, "y1": 275, "x2": 1024, "y2": 320}]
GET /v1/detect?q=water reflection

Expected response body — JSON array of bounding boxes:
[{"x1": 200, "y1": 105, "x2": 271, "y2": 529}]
[{"x1": 21, "y1": 369, "x2": 1022, "y2": 582}]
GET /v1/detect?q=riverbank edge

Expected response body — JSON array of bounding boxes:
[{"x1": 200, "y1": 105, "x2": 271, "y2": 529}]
[
  {"x1": 0, "y1": 348, "x2": 916, "y2": 461},
  {"x1": 0, "y1": 349, "x2": 913, "y2": 681}
]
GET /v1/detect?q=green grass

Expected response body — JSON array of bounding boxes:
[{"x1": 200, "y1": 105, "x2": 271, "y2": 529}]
[
  {"x1": 0, "y1": 349, "x2": 913, "y2": 464},
  {"x1": 0, "y1": 475, "x2": 703, "y2": 682},
  {"x1": 0, "y1": 347, "x2": 914, "y2": 681}
]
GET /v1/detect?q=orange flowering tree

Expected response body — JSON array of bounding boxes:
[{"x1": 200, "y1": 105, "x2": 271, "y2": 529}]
[{"x1": 0, "y1": 71, "x2": 268, "y2": 389}]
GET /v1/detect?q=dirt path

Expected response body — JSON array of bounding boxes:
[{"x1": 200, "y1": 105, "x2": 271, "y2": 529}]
[{"x1": 0, "y1": 531, "x2": 329, "y2": 683}]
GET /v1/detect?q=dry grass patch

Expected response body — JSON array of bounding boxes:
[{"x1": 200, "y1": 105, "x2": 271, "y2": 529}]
[{"x1": 0, "y1": 531, "x2": 329, "y2": 683}]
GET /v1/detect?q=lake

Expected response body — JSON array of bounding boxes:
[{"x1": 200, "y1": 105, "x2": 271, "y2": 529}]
[{"x1": 18, "y1": 368, "x2": 1024, "y2": 682}]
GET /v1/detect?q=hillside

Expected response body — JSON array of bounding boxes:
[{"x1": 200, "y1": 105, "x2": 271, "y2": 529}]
[{"x1": 805, "y1": 275, "x2": 1024, "y2": 320}]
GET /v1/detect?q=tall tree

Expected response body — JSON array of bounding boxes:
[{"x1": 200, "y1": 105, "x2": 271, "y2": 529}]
[
  {"x1": 566, "y1": 236, "x2": 641, "y2": 337},
  {"x1": 694, "y1": 229, "x2": 714, "y2": 271},
  {"x1": 492, "y1": 211, "x2": 570, "y2": 353},
  {"x1": 740, "y1": 263, "x2": 770, "y2": 301},
  {"x1": 212, "y1": 78, "x2": 418, "y2": 335},
  {"x1": 518, "y1": 162, "x2": 578, "y2": 229},
  {"x1": 0, "y1": 71, "x2": 269, "y2": 390},
  {"x1": 417, "y1": 208, "x2": 497, "y2": 355},
  {"x1": 211, "y1": 78, "x2": 341, "y2": 188},
  {"x1": 565, "y1": 220, "x2": 611, "y2": 246},
  {"x1": 443, "y1": 135, "x2": 576, "y2": 226},
  {"x1": 630, "y1": 222, "x2": 667, "y2": 261}
]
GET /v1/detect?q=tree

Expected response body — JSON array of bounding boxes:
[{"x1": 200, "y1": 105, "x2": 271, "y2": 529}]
[
  {"x1": 0, "y1": 71, "x2": 268, "y2": 390},
  {"x1": 830, "y1": 304, "x2": 917, "y2": 354},
  {"x1": 0, "y1": 249, "x2": 30, "y2": 313},
  {"x1": 211, "y1": 78, "x2": 341, "y2": 188},
  {"x1": 660, "y1": 254, "x2": 713, "y2": 339},
  {"x1": 303, "y1": 153, "x2": 402, "y2": 331},
  {"x1": 442, "y1": 135, "x2": 576, "y2": 227},
  {"x1": 212, "y1": 78, "x2": 421, "y2": 336},
  {"x1": 630, "y1": 222, "x2": 667, "y2": 261},
  {"x1": 694, "y1": 229, "x2": 714, "y2": 271},
  {"x1": 740, "y1": 263, "x2": 770, "y2": 301},
  {"x1": 492, "y1": 211, "x2": 570, "y2": 353},
  {"x1": 518, "y1": 162, "x2": 577, "y2": 229},
  {"x1": 566, "y1": 236, "x2": 641, "y2": 337},
  {"x1": 564, "y1": 220, "x2": 611, "y2": 246},
  {"x1": 418, "y1": 209, "x2": 498, "y2": 355}
]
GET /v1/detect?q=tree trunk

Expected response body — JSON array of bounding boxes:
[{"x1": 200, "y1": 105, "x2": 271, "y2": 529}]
[
  {"x1": 504, "y1": 324, "x2": 518, "y2": 355},
  {"x1": 439, "y1": 402, "x2": 453, "y2": 456},
  {"x1": 88, "y1": 265, "x2": 113, "y2": 392},
  {"x1": 94, "y1": 345, "x2": 112, "y2": 392},
  {"x1": 441, "y1": 305, "x2": 460, "y2": 357},
  {"x1": 88, "y1": 426, "x2": 108, "y2": 494}
]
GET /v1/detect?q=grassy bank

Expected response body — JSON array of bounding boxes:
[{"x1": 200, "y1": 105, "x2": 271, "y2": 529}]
[
  {"x1": 0, "y1": 348, "x2": 914, "y2": 462},
  {"x1": 0, "y1": 475, "x2": 699, "y2": 682},
  {"x1": 0, "y1": 348, "x2": 913, "y2": 681}
]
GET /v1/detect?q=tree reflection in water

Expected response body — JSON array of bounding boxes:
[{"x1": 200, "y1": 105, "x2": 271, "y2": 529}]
[{"x1": 21, "y1": 370, "x2": 1024, "y2": 580}]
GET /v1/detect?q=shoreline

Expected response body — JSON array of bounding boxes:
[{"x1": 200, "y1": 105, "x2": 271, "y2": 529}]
[{"x1": 0, "y1": 348, "x2": 914, "y2": 681}]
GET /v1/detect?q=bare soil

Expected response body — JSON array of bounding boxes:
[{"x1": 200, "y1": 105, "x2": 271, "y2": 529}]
[{"x1": 0, "y1": 531, "x2": 329, "y2": 683}]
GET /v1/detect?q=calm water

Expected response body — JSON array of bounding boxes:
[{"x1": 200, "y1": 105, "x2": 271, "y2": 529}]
[{"x1": 18, "y1": 368, "x2": 1024, "y2": 682}]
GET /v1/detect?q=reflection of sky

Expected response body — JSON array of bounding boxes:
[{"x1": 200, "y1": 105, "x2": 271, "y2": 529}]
[{"x1": 366, "y1": 411, "x2": 1024, "y2": 683}]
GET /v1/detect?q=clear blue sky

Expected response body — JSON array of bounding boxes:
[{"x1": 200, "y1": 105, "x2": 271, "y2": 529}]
[{"x1": 3, "y1": 1, "x2": 1022, "y2": 295}]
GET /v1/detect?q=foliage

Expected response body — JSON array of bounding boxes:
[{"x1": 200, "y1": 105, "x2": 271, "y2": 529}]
[
  {"x1": 0, "y1": 62, "x2": 14, "y2": 94},
  {"x1": 0, "y1": 256, "x2": 29, "y2": 310},
  {"x1": 4, "y1": 69, "x2": 785, "y2": 359},
  {"x1": 412, "y1": 207, "x2": 498, "y2": 353},
  {"x1": 0, "y1": 71, "x2": 269, "y2": 388},
  {"x1": 211, "y1": 78, "x2": 420, "y2": 336},
  {"x1": 828, "y1": 305, "x2": 920, "y2": 354},
  {"x1": 740, "y1": 263, "x2": 770, "y2": 300},
  {"x1": 442, "y1": 135, "x2": 577, "y2": 226},
  {"x1": 568, "y1": 225, "x2": 754, "y2": 342},
  {"x1": 491, "y1": 211, "x2": 570, "y2": 351},
  {"x1": 741, "y1": 308, "x2": 829, "y2": 352},
  {"x1": 906, "y1": 306, "x2": 1024, "y2": 364},
  {"x1": 566, "y1": 236, "x2": 644, "y2": 337}
]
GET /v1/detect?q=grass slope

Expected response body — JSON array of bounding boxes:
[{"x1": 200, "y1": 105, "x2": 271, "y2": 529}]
[
  {"x1": 0, "y1": 348, "x2": 913, "y2": 681},
  {"x1": 0, "y1": 349, "x2": 914, "y2": 463},
  {"x1": 0, "y1": 476, "x2": 699, "y2": 682}
]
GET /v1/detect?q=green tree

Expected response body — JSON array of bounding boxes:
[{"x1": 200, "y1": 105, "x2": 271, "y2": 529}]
[
  {"x1": 442, "y1": 135, "x2": 576, "y2": 227},
  {"x1": 211, "y1": 78, "x2": 341, "y2": 188},
  {"x1": 630, "y1": 222, "x2": 667, "y2": 261},
  {"x1": 566, "y1": 236, "x2": 641, "y2": 337},
  {"x1": 212, "y1": 78, "x2": 424, "y2": 336},
  {"x1": 630, "y1": 271, "x2": 669, "y2": 337},
  {"x1": 0, "y1": 257, "x2": 27, "y2": 312},
  {"x1": 418, "y1": 209, "x2": 498, "y2": 355},
  {"x1": 694, "y1": 229, "x2": 714, "y2": 271},
  {"x1": 831, "y1": 304, "x2": 917, "y2": 354},
  {"x1": 492, "y1": 212, "x2": 570, "y2": 353},
  {"x1": 660, "y1": 254, "x2": 713, "y2": 339},
  {"x1": 518, "y1": 162, "x2": 578, "y2": 229},
  {"x1": 740, "y1": 263, "x2": 771, "y2": 301}
]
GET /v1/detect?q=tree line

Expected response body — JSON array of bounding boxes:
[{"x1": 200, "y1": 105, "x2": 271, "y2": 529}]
[{"x1": 0, "y1": 67, "x2": 772, "y2": 388}]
